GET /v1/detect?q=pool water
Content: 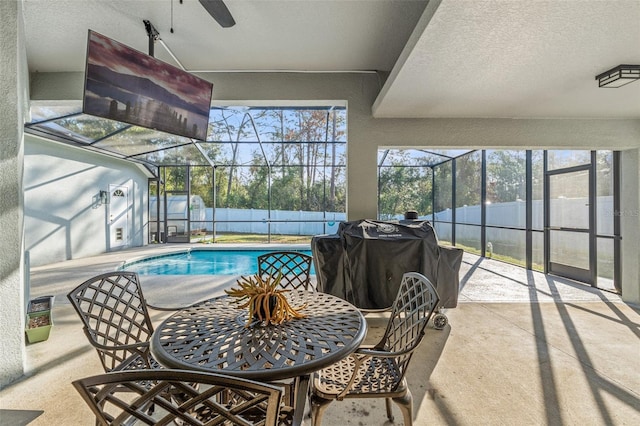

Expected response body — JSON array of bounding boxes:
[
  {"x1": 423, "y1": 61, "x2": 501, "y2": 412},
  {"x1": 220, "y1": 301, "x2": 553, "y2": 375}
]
[{"x1": 122, "y1": 249, "x2": 314, "y2": 275}]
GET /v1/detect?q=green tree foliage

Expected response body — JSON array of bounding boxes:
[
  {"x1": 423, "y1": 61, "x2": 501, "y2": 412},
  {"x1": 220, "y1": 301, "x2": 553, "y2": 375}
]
[
  {"x1": 190, "y1": 166, "x2": 213, "y2": 206},
  {"x1": 596, "y1": 151, "x2": 613, "y2": 197},
  {"x1": 162, "y1": 165, "x2": 188, "y2": 191},
  {"x1": 531, "y1": 150, "x2": 544, "y2": 201},
  {"x1": 486, "y1": 150, "x2": 526, "y2": 202},
  {"x1": 455, "y1": 151, "x2": 482, "y2": 207},
  {"x1": 378, "y1": 151, "x2": 433, "y2": 218},
  {"x1": 161, "y1": 107, "x2": 347, "y2": 214},
  {"x1": 434, "y1": 161, "x2": 452, "y2": 213}
]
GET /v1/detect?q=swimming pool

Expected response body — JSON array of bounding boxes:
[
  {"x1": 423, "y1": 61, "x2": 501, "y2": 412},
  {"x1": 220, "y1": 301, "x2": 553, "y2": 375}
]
[{"x1": 121, "y1": 249, "x2": 314, "y2": 275}]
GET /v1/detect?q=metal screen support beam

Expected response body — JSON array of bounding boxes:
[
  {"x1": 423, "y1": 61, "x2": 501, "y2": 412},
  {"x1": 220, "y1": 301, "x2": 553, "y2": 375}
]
[
  {"x1": 193, "y1": 142, "x2": 217, "y2": 243},
  {"x1": 431, "y1": 166, "x2": 435, "y2": 223},
  {"x1": 480, "y1": 150, "x2": 487, "y2": 257},
  {"x1": 613, "y1": 151, "x2": 621, "y2": 293},
  {"x1": 187, "y1": 166, "x2": 191, "y2": 240},
  {"x1": 525, "y1": 151, "x2": 533, "y2": 270},
  {"x1": 322, "y1": 110, "x2": 330, "y2": 230},
  {"x1": 451, "y1": 158, "x2": 457, "y2": 246},
  {"x1": 589, "y1": 151, "x2": 598, "y2": 286},
  {"x1": 245, "y1": 113, "x2": 272, "y2": 242},
  {"x1": 543, "y1": 152, "x2": 549, "y2": 274}
]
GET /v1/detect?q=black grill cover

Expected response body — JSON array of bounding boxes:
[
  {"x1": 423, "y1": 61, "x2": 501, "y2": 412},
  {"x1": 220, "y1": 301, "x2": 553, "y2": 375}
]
[{"x1": 312, "y1": 219, "x2": 462, "y2": 310}]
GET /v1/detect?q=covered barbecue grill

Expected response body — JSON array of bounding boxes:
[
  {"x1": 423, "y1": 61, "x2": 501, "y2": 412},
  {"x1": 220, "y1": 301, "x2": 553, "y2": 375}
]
[{"x1": 312, "y1": 219, "x2": 462, "y2": 318}]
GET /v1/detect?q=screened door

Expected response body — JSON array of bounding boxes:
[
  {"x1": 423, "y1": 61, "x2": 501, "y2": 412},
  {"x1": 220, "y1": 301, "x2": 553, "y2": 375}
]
[{"x1": 546, "y1": 166, "x2": 594, "y2": 284}]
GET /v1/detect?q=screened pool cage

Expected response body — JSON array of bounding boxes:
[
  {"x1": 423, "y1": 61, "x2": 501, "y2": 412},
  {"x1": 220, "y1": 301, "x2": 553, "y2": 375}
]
[
  {"x1": 25, "y1": 103, "x2": 620, "y2": 292},
  {"x1": 25, "y1": 103, "x2": 348, "y2": 244},
  {"x1": 378, "y1": 148, "x2": 621, "y2": 293}
]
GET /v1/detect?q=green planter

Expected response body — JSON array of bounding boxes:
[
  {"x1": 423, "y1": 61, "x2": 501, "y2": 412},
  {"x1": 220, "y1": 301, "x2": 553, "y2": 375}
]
[{"x1": 26, "y1": 295, "x2": 54, "y2": 343}]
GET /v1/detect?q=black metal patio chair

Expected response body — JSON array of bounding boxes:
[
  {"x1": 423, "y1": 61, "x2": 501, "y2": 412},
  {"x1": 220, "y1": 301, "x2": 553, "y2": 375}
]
[
  {"x1": 257, "y1": 251, "x2": 314, "y2": 291},
  {"x1": 310, "y1": 272, "x2": 440, "y2": 426},
  {"x1": 67, "y1": 271, "x2": 171, "y2": 373},
  {"x1": 72, "y1": 369, "x2": 283, "y2": 426}
]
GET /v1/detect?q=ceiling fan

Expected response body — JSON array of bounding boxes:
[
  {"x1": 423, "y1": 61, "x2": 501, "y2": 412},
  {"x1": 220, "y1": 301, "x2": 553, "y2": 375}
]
[{"x1": 197, "y1": 0, "x2": 236, "y2": 28}]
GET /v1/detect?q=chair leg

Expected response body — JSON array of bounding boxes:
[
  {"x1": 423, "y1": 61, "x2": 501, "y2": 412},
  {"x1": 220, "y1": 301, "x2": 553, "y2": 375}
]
[
  {"x1": 392, "y1": 390, "x2": 413, "y2": 426},
  {"x1": 310, "y1": 394, "x2": 333, "y2": 426},
  {"x1": 385, "y1": 398, "x2": 394, "y2": 421}
]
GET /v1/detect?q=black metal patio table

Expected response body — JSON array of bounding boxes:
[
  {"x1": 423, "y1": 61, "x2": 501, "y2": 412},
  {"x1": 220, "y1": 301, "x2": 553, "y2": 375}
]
[{"x1": 150, "y1": 290, "x2": 367, "y2": 425}]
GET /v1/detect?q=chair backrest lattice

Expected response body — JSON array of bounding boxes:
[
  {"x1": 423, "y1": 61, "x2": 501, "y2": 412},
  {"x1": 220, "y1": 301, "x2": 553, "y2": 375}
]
[
  {"x1": 72, "y1": 369, "x2": 283, "y2": 426},
  {"x1": 375, "y1": 272, "x2": 440, "y2": 386},
  {"x1": 257, "y1": 251, "x2": 314, "y2": 291},
  {"x1": 67, "y1": 271, "x2": 155, "y2": 372}
]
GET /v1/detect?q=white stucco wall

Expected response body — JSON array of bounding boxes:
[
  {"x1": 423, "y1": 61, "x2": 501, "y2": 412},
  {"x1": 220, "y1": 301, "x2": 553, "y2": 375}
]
[
  {"x1": 0, "y1": 0, "x2": 27, "y2": 388},
  {"x1": 24, "y1": 136, "x2": 151, "y2": 267}
]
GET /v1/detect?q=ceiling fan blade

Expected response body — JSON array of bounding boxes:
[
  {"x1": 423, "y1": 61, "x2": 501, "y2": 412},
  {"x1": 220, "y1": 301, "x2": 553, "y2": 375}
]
[{"x1": 199, "y1": 0, "x2": 236, "y2": 28}]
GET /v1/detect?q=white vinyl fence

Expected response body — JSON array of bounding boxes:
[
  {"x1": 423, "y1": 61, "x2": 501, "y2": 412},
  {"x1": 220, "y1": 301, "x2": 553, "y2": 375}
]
[
  {"x1": 150, "y1": 196, "x2": 614, "y2": 269},
  {"x1": 431, "y1": 196, "x2": 614, "y2": 275},
  {"x1": 150, "y1": 196, "x2": 345, "y2": 236}
]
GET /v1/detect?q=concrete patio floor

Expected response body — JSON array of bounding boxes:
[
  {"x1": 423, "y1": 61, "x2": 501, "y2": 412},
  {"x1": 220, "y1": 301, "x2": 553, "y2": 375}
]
[{"x1": 1, "y1": 244, "x2": 639, "y2": 425}]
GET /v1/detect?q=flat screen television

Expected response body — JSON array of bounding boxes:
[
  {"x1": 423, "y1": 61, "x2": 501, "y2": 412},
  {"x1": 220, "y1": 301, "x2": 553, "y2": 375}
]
[{"x1": 83, "y1": 30, "x2": 212, "y2": 141}]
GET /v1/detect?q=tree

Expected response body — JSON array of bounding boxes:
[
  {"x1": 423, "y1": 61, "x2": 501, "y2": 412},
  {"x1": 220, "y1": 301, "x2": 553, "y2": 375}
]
[
  {"x1": 378, "y1": 151, "x2": 433, "y2": 218},
  {"x1": 433, "y1": 162, "x2": 452, "y2": 213},
  {"x1": 486, "y1": 150, "x2": 526, "y2": 202},
  {"x1": 596, "y1": 151, "x2": 613, "y2": 197},
  {"x1": 190, "y1": 166, "x2": 214, "y2": 206},
  {"x1": 158, "y1": 106, "x2": 347, "y2": 218},
  {"x1": 455, "y1": 152, "x2": 481, "y2": 207}
]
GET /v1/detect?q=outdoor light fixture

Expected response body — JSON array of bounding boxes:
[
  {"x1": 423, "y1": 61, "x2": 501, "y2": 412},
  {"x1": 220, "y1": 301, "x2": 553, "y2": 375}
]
[
  {"x1": 99, "y1": 190, "x2": 110, "y2": 205},
  {"x1": 595, "y1": 64, "x2": 640, "y2": 88}
]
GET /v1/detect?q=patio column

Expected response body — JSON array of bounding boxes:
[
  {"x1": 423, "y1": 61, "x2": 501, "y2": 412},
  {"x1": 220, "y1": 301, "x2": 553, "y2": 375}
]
[
  {"x1": 620, "y1": 148, "x2": 640, "y2": 305},
  {"x1": 0, "y1": 0, "x2": 28, "y2": 386}
]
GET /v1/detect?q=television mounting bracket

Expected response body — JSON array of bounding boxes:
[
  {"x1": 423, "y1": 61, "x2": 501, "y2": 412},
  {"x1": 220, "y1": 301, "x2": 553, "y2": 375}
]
[{"x1": 143, "y1": 20, "x2": 160, "y2": 57}]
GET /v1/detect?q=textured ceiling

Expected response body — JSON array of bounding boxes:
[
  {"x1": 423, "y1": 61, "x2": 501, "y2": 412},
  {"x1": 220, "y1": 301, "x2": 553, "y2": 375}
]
[
  {"x1": 373, "y1": 0, "x2": 640, "y2": 118},
  {"x1": 23, "y1": 0, "x2": 426, "y2": 73},
  {"x1": 22, "y1": 0, "x2": 640, "y2": 119}
]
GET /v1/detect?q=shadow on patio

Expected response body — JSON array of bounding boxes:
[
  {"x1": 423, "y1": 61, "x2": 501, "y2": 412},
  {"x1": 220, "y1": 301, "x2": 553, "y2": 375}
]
[{"x1": 1, "y1": 247, "x2": 638, "y2": 425}]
